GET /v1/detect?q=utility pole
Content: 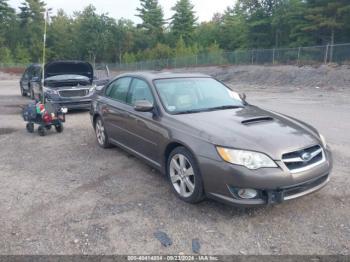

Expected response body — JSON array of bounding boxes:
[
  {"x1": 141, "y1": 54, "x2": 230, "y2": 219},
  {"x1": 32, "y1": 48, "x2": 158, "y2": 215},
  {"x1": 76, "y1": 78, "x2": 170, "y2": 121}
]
[{"x1": 41, "y1": 8, "x2": 51, "y2": 104}]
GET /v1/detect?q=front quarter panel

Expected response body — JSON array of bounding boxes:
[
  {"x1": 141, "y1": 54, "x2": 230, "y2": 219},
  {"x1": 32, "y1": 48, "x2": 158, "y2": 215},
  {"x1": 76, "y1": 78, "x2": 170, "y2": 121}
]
[{"x1": 159, "y1": 116, "x2": 222, "y2": 173}]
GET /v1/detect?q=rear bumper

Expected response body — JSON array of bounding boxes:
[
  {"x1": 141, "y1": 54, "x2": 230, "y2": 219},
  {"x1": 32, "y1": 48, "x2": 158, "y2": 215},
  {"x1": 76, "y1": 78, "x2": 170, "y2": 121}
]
[{"x1": 199, "y1": 147, "x2": 333, "y2": 207}]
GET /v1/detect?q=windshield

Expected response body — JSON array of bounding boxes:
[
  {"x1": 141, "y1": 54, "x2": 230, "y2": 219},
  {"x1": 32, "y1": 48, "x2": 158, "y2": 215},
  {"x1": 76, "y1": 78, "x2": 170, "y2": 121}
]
[{"x1": 154, "y1": 78, "x2": 244, "y2": 114}]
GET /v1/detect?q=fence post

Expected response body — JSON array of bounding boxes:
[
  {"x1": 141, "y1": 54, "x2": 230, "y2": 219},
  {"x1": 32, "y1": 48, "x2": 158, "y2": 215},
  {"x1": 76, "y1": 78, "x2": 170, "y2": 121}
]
[
  {"x1": 297, "y1": 47, "x2": 301, "y2": 65},
  {"x1": 251, "y1": 50, "x2": 254, "y2": 64},
  {"x1": 329, "y1": 44, "x2": 334, "y2": 63},
  {"x1": 324, "y1": 44, "x2": 329, "y2": 64},
  {"x1": 272, "y1": 48, "x2": 275, "y2": 65},
  {"x1": 195, "y1": 55, "x2": 198, "y2": 66}
]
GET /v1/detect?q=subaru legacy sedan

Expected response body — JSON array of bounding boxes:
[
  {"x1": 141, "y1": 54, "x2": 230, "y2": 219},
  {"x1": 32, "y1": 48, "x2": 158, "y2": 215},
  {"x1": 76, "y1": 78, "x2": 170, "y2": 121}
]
[{"x1": 90, "y1": 72, "x2": 332, "y2": 206}]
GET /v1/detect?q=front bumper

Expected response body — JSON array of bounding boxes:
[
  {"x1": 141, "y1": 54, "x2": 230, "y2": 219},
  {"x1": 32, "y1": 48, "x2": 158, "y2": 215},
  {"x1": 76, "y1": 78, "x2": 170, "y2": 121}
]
[
  {"x1": 199, "y1": 147, "x2": 333, "y2": 207},
  {"x1": 45, "y1": 93, "x2": 93, "y2": 110}
]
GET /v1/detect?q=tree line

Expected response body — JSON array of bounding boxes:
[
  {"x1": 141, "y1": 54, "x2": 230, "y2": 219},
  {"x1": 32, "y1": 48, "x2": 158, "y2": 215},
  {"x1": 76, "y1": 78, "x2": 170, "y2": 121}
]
[{"x1": 0, "y1": 0, "x2": 350, "y2": 65}]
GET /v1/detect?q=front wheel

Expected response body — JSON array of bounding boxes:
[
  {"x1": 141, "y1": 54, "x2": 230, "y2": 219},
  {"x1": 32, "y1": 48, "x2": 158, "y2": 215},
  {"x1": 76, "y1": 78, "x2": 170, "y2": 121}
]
[
  {"x1": 20, "y1": 85, "x2": 27, "y2": 97},
  {"x1": 95, "y1": 117, "x2": 111, "y2": 148},
  {"x1": 167, "y1": 147, "x2": 205, "y2": 204},
  {"x1": 38, "y1": 126, "x2": 46, "y2": 136},
  {"x1": 30, "y1": 86, "x2": 35, "y2": 100},
  {"x1": 55, "y1": 123, "x2": 63, "y2": 133}
]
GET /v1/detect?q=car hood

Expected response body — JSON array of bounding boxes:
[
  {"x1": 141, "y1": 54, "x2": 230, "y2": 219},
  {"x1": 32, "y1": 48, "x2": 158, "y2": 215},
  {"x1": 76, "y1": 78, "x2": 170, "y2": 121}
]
[
  {"x1": 170, "y1": 105, "x2": 321, "y2": 160},
  {"x1": 44, "y1": 61, "x2": 93, "y2": 81}
]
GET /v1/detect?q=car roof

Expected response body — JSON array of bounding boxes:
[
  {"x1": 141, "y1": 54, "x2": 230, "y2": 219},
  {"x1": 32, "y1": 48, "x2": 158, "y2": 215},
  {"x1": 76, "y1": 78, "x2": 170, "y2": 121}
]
[{"x1": 116, "y1": 71, "x2": 211, "y2": 81}]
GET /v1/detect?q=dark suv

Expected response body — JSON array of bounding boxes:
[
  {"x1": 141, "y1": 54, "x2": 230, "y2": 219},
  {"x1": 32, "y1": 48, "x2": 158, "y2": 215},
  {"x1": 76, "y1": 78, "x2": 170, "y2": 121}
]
[
  {"x1": 20, "y1": 61, "x2": 109, "y2": 110},
  {"x1": 20, "y1": 64, "x2": 42, "y2": 99}
]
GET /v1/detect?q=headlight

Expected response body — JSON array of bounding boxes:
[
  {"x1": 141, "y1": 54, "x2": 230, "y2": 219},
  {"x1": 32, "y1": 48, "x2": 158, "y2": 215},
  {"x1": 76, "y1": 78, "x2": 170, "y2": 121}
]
[
  {"x1": 43, "y1": 87, "x2": 58, "y2": 95},
  {"x1": 319, "y1": 134, "x2": 327, "y2": 148},
  {"x1": 89, "y1": 86, "x2": 95, "y2": 93},
  {"x1": 216, "y1": 147, "x2": 277, "y2": 170}
]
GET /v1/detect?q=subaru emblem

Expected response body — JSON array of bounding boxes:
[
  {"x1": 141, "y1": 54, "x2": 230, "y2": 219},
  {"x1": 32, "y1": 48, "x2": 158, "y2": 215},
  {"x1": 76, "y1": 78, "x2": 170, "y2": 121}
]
[{"x1": 301, "y1": 152, "x2": 312, "y2": 161}]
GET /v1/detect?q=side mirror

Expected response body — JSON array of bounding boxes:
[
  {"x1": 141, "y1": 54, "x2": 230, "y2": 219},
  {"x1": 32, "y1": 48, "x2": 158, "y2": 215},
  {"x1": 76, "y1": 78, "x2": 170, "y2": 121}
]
[
  {"x1": 134, "y1": 100, "x2": 154, "y2": 112},
  {"x1": 239, "y1": 93, "x2": 247, "y2": 101}
]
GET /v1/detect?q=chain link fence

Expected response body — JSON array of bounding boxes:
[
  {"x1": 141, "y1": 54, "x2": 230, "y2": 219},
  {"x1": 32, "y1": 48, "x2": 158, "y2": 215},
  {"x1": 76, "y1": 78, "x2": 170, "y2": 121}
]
[
  {"x1": 106, "y1": 43, "x2": 350, "y2": 71},
  {"x1": 1, "y1": 43, "x2": 350, "y2": 72}
]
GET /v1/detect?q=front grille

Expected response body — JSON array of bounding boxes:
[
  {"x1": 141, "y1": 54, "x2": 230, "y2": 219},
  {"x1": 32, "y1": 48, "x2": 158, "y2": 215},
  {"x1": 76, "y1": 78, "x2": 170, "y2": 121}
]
[
  {"x1": 59, "y1": 89, "x2": 89, "y2": 97},
  {"x1": 282, "y1": 175, "x2": 328, "y2": 198},
  {"x1": 282, "y1": 145, "x2": 324, "y2": 173}
]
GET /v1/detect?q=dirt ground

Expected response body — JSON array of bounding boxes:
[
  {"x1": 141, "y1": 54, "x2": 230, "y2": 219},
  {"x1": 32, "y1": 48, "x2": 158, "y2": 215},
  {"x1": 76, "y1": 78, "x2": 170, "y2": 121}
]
[{"x1": 0, "y1": 67, "x2": 349, "y2": 255}]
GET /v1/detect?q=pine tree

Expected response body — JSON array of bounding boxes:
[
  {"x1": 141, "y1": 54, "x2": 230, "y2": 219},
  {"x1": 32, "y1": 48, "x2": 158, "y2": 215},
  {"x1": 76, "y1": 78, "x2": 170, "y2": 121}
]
[
  {"x1": 18, "y1": 0, "x2": 46, "y2": 62},
  {"x1": 304, "y1": 0, "x2": 350, "y2": 46},
  {"x1": 171, "y1": 0, "x2": 197, "y2": 45},
  {"x1": 136, "y1": 0, "x2": 165, "y2": 46},
  {"x1": 0, "y1": 0, "x2": 16, "y2": 46}
]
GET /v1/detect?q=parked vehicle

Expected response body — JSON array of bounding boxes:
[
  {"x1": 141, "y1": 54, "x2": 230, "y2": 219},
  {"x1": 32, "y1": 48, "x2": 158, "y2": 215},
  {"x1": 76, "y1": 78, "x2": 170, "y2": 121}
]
[
  {"x1": 20, "y1": 64, "x2": 42, "y2": 99},
  {"x1": 20, "y1": 61, "x2": 109, "y2": 110},
  {"x1": 90, "y1": 72, "x2": 333, "y2": 206}
]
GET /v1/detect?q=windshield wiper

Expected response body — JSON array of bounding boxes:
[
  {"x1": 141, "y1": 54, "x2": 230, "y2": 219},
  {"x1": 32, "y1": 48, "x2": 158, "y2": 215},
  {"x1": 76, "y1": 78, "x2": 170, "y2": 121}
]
[
  {"x1": 174, "y1": 109, "x2": 205, "y2": 115},
  {"x1": 174, "y1": 105, "x2": 243, "y2": 115},
  {"x1": 205, "y1": 105, "x2": 243, "y2": 111}
]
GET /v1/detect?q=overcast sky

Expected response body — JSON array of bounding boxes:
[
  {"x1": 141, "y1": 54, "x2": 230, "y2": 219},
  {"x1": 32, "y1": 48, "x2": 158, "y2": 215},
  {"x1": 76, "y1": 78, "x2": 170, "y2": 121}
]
[{"x1": 8, "y1": 0, "x2": 235, "y2": 23}]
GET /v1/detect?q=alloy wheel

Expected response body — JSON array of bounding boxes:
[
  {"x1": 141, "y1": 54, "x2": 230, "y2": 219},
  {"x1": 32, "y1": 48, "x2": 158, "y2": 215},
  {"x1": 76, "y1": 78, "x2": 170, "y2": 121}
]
[
  {"x1": 95, "y1": 119, "x2": 106, "y2": 146},
  {"x1": 169, "y1": 154, "x2": 195, "y2": 198}
]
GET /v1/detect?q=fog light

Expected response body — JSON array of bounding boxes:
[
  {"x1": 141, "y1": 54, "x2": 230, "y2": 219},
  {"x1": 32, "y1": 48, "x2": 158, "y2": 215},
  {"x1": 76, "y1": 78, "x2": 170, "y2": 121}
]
[{"x1": 237, "y1": 188, "x2": 258, "y2": 199}]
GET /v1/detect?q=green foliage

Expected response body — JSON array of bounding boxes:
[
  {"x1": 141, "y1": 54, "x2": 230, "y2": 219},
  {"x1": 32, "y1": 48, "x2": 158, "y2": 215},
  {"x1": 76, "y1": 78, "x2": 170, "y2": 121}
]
[
  {"x1": 13, "y1": 45, "x2": 31, "y2": 64},
  {"x1": 0, "y1": 46, "x2": 13, "y2": 64},
  {"x1": 171, "y1": 0, "x2": 197, "y2": 45},
  {"x1": 303, "y1": 0, "x2": 350, "y2": 45},
  {"x1": 145, "y1": 43, "x2": 173, "y2": 60},
  {"x1": 47, "y1": 9, "x2": 75, "y2": 60},
  {"x1": 1, "y1": 0, "x2": 350, "y2": 66},
  {"x1": 123, "y1": 52, "x2": 137, "y2": 64},
  {"x1": 18, "y1": 0, "x2": 46, "y2": 61},
  {"x1": 136, "y1": 0, "x2": 164, "y2": 47},
  {"x1": 218, "y1": 6, "x2": 248, "y2": 50}
]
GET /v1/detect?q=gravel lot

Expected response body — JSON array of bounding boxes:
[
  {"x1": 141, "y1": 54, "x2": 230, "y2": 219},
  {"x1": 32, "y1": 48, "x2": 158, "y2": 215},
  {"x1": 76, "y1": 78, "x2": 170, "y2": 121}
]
[{"x1": 0, "y1": 76, "x2": 349, "y2": 255}]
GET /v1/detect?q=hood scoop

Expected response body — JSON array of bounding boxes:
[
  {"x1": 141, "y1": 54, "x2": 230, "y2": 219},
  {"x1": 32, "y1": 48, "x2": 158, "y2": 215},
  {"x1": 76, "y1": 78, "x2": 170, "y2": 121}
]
[{"x1": 241, "y1": 116, "x2": 274, "y2": 125}]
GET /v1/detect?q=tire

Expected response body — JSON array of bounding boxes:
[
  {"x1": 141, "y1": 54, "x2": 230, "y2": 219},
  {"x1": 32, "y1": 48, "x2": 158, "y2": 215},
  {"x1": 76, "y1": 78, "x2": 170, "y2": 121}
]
[
  {"x1": 30, "y1": 86, "x2": 35, "y2": 100},
  {"x1": 20, "y1": 84, "x2": 27, "y2": 97},
  {"x1": 167, "y1": 147, "x2": 205, "y2": 204},
  {"x1": 55, "y1": 123, "x2": 63, "y2": 133},
  {"x1": 94, "y1": 117, "x2": 111, "y2": 148},
  {"x1": 38, "y1": 126, "x2": 46, "y2": 136},
  {"x1": 26, "y1": 123, "x2": 34, "y2": 133}
]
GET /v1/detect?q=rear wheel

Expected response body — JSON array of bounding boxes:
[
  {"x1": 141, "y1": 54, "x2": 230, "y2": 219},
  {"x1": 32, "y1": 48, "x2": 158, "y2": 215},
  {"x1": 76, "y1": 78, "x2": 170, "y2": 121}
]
[
  {"x1": 55, "y1": 123, "x2": 63, "y2": 133},
  {"x1": 95, "y1": 117, "x2": 111, "y2": 148},
  {"x1": 26, "y1": 123, "x2": 34, "y2": 133},
  {"x1": 167, "y1": 147, "x2": 205, "y2": 204},
  {"x1": 38, "y1": 126, "x2": 46, "y2": 136}
]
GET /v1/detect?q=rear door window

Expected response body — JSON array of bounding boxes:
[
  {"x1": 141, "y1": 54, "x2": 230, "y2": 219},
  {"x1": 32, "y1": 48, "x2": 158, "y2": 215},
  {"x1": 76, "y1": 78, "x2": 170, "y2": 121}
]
[{"x1": 105, "y1": 77, "x2": 132, "y2": 103}]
